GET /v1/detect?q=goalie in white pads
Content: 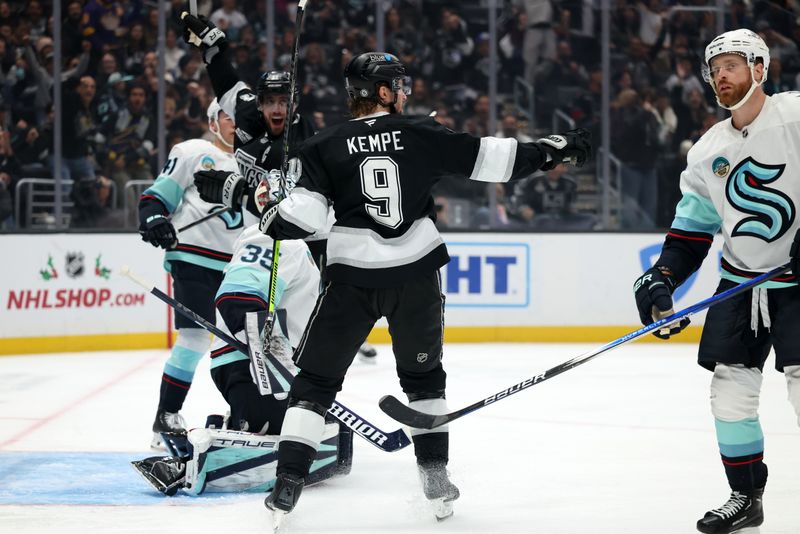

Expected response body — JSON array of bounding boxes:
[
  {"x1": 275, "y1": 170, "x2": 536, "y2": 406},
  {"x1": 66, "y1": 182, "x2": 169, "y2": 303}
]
[
  {"x1": 133, "y1": 220, "x2": 353, "y2": 495},
  {"x1": 138, "y1": 99, "x2": 245, "y2": 447}
]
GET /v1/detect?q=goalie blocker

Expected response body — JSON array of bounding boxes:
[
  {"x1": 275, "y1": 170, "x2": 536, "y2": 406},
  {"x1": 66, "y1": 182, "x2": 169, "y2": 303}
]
[{"x1": 133, "y1": 420, "x2": 353, "y2": 496}]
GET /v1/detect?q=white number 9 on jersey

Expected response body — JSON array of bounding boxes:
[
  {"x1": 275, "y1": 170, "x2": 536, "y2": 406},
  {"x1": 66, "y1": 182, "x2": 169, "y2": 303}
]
[{"x1": 359, "y1": 156, "x2": 403, "y2": 229}]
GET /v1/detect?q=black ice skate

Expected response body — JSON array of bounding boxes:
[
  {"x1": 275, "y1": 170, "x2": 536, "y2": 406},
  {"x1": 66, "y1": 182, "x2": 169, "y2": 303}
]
[
  {"x1": 696, "y1": 488, "x2": 764, "y2": 533},
  {"x1": 131, "y1": 456, "x2": 186, "y2": 496},
  {"x1": 151, "y1": 410, "x2": 187, "y2": 450},
  {"x1": 264, "y1": 473, "x2": 305, "y2": 531},
  {"x1": 418, "y1": 465, "x2": 460, "y2": 521}
]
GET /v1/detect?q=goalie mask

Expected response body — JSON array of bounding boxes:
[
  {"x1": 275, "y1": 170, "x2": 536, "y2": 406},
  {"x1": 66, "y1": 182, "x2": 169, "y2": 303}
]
[
  {"x1": 344, "y1": 52, "x2": 411, "y2": 112},
  {"x1": 702, "y1": 29, "x2": 770, "y2": 111}
]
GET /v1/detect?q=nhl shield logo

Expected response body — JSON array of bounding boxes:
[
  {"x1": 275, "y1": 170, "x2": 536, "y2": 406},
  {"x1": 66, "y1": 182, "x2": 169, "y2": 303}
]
[
  {"x1": 416, "y1": 353, "x2": 428, "y2": 363},
  {"x1": 65, "y1": 252, "x2": 85, "y2": 278}
]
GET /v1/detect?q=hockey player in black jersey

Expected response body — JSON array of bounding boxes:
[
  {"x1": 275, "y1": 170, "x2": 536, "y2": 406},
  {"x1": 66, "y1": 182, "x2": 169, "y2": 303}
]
[
  {"x1": 179, "y1": 12, "x2": 316, "y2": 226},
  {"x1": 257, "y1": 52, "x2": 592, "y2": 521}
]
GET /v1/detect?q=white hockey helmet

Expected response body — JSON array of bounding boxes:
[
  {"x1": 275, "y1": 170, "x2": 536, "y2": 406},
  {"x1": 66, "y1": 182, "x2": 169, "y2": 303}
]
[
  {"x1": 207, "y1": 98, "x2": 233, "y2": 148},
  {"x1": 207, "y1": 98, "x2": 222, "y2": 123},
  {"x1": 702, "y1": 29, "x2": 770, "y2": 111}
]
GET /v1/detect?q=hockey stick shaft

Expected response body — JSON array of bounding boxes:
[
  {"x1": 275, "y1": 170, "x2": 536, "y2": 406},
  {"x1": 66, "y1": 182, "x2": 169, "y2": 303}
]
[
  {"x1": 176, "y1": 207, "x2": 232, "y2": 233},
  {"x1": 380, "y1": 263, "x2": 793, "y2": 429},
  {"x1": 121, "y1": 267, "x2": 410, "y2": 452},
  {"x1": 189, "y1": 0, "x2": 197, "y2": 16},
  {"x1": 260, "y1": 0, "x2": 307, "y2": 349}
]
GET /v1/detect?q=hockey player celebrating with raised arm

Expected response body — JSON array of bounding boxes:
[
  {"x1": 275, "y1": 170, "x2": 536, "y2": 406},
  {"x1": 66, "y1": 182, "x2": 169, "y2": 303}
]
[
  {"x1": 631, "y1": 29, "x2": 800, "y2": 534},
  {"x1": 256, "y1": 52, "x2": 591, "y2": 524},
  {"x1": 180, "y1": 11, "x2": 379, "y2": 360},
  {"x1": 138, "y1": 99, "x2": 243, "y2": 446}
]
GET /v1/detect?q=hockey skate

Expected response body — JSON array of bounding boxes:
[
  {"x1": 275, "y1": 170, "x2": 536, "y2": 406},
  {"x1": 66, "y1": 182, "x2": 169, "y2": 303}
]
[
  {"x1": 131, "y1": 456, "x2": 186, "y2": 496},
  {"x1": 696, "y1": 488, "x2": 764, "y2": 533},
  {"x1": 418, "y1": 465, "x2": 460, "y2": 521},
  {"x1": 264, "y1": 473, "x2": 305, "y2": 530},
  {"x1": 150, "y1": 410, "x2": 187, "y2": 450},
  {"x1": 358, "y1": 342, "x2": 378, "y2": 362}
]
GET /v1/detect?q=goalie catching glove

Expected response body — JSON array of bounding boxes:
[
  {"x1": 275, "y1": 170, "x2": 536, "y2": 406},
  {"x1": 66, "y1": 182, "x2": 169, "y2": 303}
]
[
  {"x1": 537, "y1": 128, "x2": 592, "y2": 170},
  {"x1": 633, "y1": 266, "x2": 690, "y2": 339},
  {"x1": 180, "y1": 12, "x2": 227, "y2": 64},
  {"x1": 194, "y1": 169, "x2": 246, "y2": 211}
]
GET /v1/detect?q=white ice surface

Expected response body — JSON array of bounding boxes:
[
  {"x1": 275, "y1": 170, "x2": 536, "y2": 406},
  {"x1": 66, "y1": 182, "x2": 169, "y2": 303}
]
[{"x1": 0, "y1": 343, "x2": 798, "y2": 534}]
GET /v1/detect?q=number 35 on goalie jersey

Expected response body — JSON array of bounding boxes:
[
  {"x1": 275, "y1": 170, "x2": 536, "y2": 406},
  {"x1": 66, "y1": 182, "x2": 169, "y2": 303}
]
[{"x1": 269, "y1": 113, "x2": 548, "y2": 287}]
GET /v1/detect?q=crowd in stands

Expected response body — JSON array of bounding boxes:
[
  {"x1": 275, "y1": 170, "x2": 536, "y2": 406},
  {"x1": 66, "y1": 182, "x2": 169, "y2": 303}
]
[{"x1": 0, "y1": 0, "x2": 798, "y2": 231}]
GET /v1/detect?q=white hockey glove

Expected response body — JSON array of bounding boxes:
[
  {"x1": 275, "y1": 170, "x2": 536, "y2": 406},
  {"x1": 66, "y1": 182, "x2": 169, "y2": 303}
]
[{"x1": 537, "y1": 128, "x2": 592, "y2": 170}]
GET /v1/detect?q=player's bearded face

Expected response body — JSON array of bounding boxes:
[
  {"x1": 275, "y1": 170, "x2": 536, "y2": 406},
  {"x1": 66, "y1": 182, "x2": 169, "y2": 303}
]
[
  {"x1": 711, "y1": 57, "x2": 751, "y2": 108},
  {"x1": 261, "y1": 94, "x2": 289, "y2": 135}
]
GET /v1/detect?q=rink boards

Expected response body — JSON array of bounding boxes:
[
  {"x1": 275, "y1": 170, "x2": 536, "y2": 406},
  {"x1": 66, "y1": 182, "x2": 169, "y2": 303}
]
[{"x1": 0, "y1": 232, "x2": 725, "y2": 355}]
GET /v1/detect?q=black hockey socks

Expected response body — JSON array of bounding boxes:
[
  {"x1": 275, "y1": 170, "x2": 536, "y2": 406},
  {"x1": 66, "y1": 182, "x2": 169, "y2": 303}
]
[
  {"x1": 158, "y1": 375, "x2": 191, "y2": 413},
  {"x1": 412, "y1": 432, "x2": 449, "y2": 468},
  {"x1": 722, "y1": 453, "x2": 768, "y2": 493}
]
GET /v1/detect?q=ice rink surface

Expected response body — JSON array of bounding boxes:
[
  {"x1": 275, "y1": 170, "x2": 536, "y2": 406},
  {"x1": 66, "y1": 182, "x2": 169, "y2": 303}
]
[{"x1": 1, "y1": 342, "x2": 798, "y2": 534}]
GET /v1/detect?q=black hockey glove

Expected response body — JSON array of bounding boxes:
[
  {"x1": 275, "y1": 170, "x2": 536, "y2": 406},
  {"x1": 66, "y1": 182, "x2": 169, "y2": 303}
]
[
  {"x1": 633, "y1": 266, "x2": 689, "y2": 339},
  {"x1": 180, "y1": 12, "x2": 227, "y2": 64},
  {"x1": 537, "y1": 128, "x2": 592, "y2": 170},
  {"x1": 139, "y1": 214, "x2": 177, "y2": 250},
  {"x1": 791, "y1": 227, "x2": 800, "y2": 277},
  {"x1": 194, "y1": 169, "x2": 245, "y2": 210}
]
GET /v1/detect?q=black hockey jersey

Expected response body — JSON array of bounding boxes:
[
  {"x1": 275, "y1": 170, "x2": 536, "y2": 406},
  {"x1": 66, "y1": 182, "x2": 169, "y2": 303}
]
[
  {"x1": 207, "y1": 54, "x2": 316, "y2": 218},
  {"x1": 267, "y1": 111, "x2": 550, "y2": 287}
]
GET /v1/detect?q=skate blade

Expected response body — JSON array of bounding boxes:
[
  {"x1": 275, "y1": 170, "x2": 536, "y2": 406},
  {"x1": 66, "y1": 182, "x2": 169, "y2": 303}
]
[
  {"x1": 268, "y1": 509, "x2": 287, "y2": 532},
  {"x1": 429, "y1": 497, "x2": 454, "y2": 521}
]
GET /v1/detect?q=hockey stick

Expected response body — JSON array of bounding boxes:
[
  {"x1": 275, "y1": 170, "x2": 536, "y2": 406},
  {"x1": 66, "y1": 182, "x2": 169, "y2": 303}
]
[
  {"x1": 259, "y1": 0, "x2": 308, "y2": 356},
  {"x1": 380, "y1": 263, "x2": 793, "y2": 429},
  {"x1": 176, "y1": 207, "x2": 232, "y2": 233},
  {"x1": 121, "y1": 266, "x2": 411, "y2": 452}
]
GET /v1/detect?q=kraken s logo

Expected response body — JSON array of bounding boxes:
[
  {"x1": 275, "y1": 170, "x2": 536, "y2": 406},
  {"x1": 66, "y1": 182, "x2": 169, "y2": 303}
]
[
  {"x1": 217, "y1": 209, "x2": 243, "y2": 230},
  {"x1": 725, "y1": 157, "x2": 795, "y2": 243}
]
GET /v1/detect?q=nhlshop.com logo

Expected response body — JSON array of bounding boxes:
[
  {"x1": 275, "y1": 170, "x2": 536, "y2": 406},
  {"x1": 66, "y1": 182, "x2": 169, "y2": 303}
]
[
  {"x1": 6, "y1": 288, "x2": 146, "y2": 310},
  {"x1": 441, "y1": 242, "x2": 530, "y2": 307}
]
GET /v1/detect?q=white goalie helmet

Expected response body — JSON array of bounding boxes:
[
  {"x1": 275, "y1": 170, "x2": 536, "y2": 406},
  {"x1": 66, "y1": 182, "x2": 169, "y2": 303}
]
[{"x1": 702, "y1": 29, "x2": 770, "y2": 111}]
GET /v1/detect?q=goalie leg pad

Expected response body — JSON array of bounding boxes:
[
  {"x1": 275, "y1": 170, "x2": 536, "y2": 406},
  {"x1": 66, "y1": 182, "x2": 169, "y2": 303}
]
[{"x1": 183, "y1": 423, "x2": 347, "y2": 495}]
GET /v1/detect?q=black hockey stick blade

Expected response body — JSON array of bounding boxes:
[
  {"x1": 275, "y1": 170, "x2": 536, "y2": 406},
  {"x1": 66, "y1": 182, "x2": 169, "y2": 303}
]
[
  {"x1": 380, "y1": 263, "x2": 792, "y2": 430},
  {"x1": 379, "y1": 395, "x2": 450, "y2": 430}
]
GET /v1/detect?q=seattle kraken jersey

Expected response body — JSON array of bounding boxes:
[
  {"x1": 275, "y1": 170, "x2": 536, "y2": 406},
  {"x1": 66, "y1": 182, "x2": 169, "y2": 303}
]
[
  {"x1": 217, "y1": 81, "x2": 316, "y2": 217},
  {"x1": 209, "y1": 225, "x2": 321, "y2": 370},
  {"x1": 268, "y1": 111, "x2": 550, "y2": 287},
  {"x1": 142, "y1": 139, "x2": 243, "y2": 272},
  {"x1": 667, "y1": 93, "x2": 800, "y2": 287}
]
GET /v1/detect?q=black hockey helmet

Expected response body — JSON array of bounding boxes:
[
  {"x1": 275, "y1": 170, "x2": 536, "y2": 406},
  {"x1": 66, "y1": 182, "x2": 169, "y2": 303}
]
[
  {"x1": 344, "y1": 52, "x2": 411, "y2": 100},
  {"x1": 257, "y1": 71, "x2": 292, "y2": 101}
]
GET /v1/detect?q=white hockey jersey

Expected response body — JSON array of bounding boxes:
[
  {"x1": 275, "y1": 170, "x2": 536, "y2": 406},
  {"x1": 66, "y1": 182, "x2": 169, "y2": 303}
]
[
  {"x1": 143, "y1": 139, "x2": 253, "y2": 272},
  {"x1": 209, "y1": 225, "x2": 321, "y2": 370},
  {"x1": 674, "y1": 92, "x2": 800, "y2": 287}
]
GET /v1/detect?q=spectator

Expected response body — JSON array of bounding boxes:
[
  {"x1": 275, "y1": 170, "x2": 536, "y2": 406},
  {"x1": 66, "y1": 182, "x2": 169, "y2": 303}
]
[
  {"x1": 517, "y1": 0, "x2": 558, "y2": 85},
  {"x1": 511, "y1": 163, "x2": 594, "y2": 230},
  {"x1": 63, "y1": 1, "x2": 85, "y2": 58},
  {"x1": 10, "y1": 116, "x2": 50, "y2": 177},
  {"x1": 431, "y1": 6, "x2": 473, "y2": 97},
  {"x1": 25, "y1": 0, "x2": 46, "y2": 42},
  {"x1": 163, "y1": 28, "x2": 185, "y2": 77},
  {"x1": 495, "y1": 112, "x2": 534, "y2": 143},
  {"x1": 0, "y1": 2, "x2": 15, "y2": 28},
  {"x1": 103, "y1": 82, "x2": 156, "y2": 190},
  {"x1": 404, "y1": 78, "x2": 435, "y2": 116},
  {"x1": 122, "y1": 23, "x2": 148, "y2": 75},
  {"x1": 611, "y1": 88, "x2": 660, "y2": 229},
  {"x1": 0, "y1": 121, "x2": 19, "y2": 227},
  {"x1": 83, "y1": 0, "x2": 126, "y2": 52},
  {"x1": 764, "y1": 57, "x2": 790, "y2": 96},
  {"x1": 210, "y1": 0, "x2": 248, "y2": 41},
  {"x1": 62, "y1": 75, "x2": 103, "y2": 183},
  {"x1": 96, "y1": 71, "x2": 132, "y2": 126},
  {"x1": 462, "y1": 94, "x2": 491, "y2": 137}
]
